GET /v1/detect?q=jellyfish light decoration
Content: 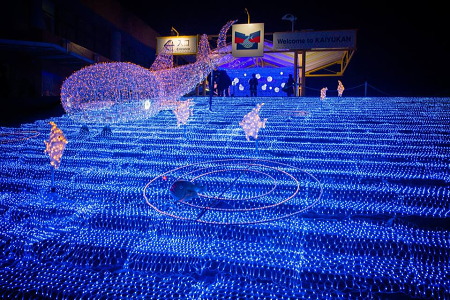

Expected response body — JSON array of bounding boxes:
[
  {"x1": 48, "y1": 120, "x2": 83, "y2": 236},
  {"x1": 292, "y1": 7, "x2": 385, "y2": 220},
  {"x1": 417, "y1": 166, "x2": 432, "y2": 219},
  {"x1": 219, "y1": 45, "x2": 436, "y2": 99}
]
[
  {"x1": 44, "y1": 121, "x2": 68, "y2": 192},
  {"x1": 60, "y1": 20, "x2": 237, "y2": 125}
]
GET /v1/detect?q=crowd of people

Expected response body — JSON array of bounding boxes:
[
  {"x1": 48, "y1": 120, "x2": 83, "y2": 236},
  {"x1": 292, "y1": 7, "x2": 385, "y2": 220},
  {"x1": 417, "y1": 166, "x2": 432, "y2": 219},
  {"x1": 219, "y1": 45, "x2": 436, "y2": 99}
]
[{"x1": 206, "y1": 69, "x2": 345, "y2": 98}]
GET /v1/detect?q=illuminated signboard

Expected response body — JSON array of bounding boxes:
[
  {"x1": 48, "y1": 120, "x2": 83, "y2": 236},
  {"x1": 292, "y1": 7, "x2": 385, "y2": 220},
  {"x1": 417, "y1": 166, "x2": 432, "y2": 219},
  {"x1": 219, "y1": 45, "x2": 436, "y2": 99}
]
[
  {"x1": 232, "y1": 23, "x2": 264, "y2": 58},
  {"x1": 156, "y1": 36, "x2": 198, "y2": 55},
  {"x1": 273, "y1": 30, "x2": 357, "y2": 50}
]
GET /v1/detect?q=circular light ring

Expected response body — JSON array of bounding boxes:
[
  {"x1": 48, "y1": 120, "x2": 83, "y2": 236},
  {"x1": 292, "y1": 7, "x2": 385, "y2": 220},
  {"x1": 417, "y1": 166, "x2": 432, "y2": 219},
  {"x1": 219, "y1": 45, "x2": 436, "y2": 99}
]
[
  {"x1": 175, "y1": 164, "x2": 280, "y2": 201},
  {"x1": 143, "y1": 158, "x2": 323, "y2": 225},
  {"x1": 179, "y1": 166, "x2": 280, "y2": 210}
]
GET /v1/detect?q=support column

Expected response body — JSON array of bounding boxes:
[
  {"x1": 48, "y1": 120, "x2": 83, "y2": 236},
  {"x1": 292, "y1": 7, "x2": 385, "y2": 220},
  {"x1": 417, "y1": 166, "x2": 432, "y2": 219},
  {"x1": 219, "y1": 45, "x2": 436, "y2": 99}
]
[
  {"x1": 294, "y1": 51, "x2": 306, "y2": 96},
  {"x1": 299, "y1": 51, "x2": 306, "y2": 96},
  {"x1": 293, "y1": 51, "x2": 298, "y2": 96}
]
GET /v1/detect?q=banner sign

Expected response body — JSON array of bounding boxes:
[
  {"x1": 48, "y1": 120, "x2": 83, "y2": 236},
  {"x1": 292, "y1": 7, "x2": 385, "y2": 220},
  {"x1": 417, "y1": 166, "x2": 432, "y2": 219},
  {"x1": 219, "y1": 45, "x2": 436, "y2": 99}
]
[
  {"x1": 232, "y1": 23, "x2": 264, "y2": 57},
  {"x1": 273, "y1": 30, "x2": 356, "y2": 50},
  {"x1": 156, "y1": 35, "x2": 198, "y2": 55}
]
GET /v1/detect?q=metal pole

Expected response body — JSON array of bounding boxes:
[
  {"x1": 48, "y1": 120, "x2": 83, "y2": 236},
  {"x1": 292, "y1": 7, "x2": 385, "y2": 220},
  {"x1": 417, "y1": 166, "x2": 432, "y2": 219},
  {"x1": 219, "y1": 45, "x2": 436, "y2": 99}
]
[
  {"x1": 51, "y1": 167, "x2": 55, "y2": 193},
  {"x1": 300, "y1": 51, "x2": 306, "y2": 96},
  {"x1": 293, "y1": 51, "x2": 298, "y2": 96},
  {"x1": 209, "y1": 70, "x2": 214, "y2": 111}
]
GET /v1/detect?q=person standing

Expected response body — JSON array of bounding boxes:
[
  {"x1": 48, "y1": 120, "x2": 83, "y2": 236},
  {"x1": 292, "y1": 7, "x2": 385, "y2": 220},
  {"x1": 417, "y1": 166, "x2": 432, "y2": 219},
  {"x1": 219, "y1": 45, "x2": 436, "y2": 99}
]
[
  {"x1": 248, "y1": 73, "x2": 258, "y2": 97},
  {"x1": 217, "y1": 70, "x2": 232, "y2": 97},
  {"x1": 337, "y1": 80, "x2": 345, "y2": 97},
  {"x1": 283, "y1": 74, "x2": 295, "y2": 97},
  {"x1": 320, "y1": 87, "x2": 328, "y2": 100}
]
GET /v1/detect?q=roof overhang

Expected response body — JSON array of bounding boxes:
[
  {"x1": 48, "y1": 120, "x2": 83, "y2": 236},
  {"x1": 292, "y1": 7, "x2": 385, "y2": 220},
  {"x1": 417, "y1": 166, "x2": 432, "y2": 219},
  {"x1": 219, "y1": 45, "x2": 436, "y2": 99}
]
[{"x1": 216, "y1": 39, "x2": 355, "y2": 77}]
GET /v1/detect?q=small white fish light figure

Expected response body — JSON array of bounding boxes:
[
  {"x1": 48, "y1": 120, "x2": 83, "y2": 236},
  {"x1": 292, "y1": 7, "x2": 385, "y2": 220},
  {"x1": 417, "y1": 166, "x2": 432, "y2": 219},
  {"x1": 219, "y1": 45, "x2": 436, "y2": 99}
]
[
  {"x1": 44, "y1": 122, "x2": 68, "y2": 169},
  {"x1": 239, "y1": 103, "x2": 267, "y2": 141},
  {"x1": 169, "y1": 180, "x2": 206, "y2": 202},
  {"x1": 173, "y1": 98, "x2": 194, "y2": 127}
]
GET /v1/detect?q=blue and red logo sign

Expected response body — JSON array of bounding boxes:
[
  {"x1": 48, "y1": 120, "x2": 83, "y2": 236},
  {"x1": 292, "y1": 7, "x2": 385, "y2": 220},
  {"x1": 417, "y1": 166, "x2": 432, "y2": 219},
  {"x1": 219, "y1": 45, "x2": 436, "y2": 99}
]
[{"x1": 234, "y1": 31, "x2": 261, "y2": 50}]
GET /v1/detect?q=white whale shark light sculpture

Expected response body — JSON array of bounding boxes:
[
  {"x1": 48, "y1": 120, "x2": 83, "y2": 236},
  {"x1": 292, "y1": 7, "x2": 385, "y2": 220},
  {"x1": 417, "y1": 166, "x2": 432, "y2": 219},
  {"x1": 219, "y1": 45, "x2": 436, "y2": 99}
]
[{"x1": 60, "y1": 20, "x2": 236, "y2": 124}]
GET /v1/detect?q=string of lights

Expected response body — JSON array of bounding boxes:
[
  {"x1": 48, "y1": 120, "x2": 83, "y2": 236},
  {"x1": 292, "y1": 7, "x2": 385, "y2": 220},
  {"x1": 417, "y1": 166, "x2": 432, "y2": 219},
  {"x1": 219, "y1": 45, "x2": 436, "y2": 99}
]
[
  {"x1": 0, "y1": 96, "x2": 448, "y2": 299},
  {"x1": 60, "y1": 20, "x2": 236, "y2": 126}
]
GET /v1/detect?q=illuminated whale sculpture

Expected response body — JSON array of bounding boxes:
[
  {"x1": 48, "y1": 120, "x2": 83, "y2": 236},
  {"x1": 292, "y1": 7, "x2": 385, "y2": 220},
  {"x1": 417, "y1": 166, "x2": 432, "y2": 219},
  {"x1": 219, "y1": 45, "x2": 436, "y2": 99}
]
[{"x1": 60, "y1": 20, "x2": 236, "y2": 124}]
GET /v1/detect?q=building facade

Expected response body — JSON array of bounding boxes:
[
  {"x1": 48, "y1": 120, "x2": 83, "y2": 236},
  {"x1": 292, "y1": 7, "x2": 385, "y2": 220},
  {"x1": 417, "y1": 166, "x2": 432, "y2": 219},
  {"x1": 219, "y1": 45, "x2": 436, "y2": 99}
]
[{"x1": 0, "y1": 0, "x2": 158, "y2": 119}]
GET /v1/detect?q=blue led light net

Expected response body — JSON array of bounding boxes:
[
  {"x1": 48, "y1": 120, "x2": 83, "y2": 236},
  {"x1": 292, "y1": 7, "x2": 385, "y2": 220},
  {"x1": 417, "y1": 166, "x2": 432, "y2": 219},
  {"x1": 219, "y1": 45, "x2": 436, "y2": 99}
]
[{"x1": 0, "y1": 96, "x2": 449, "y2": 299}]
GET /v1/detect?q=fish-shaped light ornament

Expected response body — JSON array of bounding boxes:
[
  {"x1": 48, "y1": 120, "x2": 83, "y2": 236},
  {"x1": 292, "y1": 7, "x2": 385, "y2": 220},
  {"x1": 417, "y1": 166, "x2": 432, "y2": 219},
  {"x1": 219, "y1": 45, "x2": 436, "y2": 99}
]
[
  {"x1": 44, "y1": 121, "x2": 68, "y2": 169},
  {"x1": 173, "y1": 98, "x2": 194, "y2": 127},
  {"x1": 60, "y1": 20, "x2": 236, "y2": 125},
  {"x1": 239, "y1": 103, "x2": 267, "y2": 141}
]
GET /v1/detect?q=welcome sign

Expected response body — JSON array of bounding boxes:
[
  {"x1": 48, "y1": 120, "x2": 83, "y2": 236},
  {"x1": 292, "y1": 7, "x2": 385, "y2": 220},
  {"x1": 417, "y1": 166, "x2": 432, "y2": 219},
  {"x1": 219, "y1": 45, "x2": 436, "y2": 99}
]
[
  {"x1": 232, "y1": 23, "x2": 264, "y2": 57},
  {"x1": 273, "y1": 30, "x2": 357, "y2": 50}
]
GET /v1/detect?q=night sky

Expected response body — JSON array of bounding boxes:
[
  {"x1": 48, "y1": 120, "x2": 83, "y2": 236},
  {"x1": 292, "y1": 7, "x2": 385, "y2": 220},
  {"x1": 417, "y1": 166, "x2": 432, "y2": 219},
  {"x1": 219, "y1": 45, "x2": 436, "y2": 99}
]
[{"x1": 118, "y1": 1, "x2": 449, "y2": 97}]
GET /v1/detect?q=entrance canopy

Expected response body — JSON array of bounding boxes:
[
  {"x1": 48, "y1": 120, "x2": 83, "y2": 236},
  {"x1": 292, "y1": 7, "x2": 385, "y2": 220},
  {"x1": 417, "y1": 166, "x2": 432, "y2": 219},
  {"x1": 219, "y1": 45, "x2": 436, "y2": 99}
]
[
  {"x1": 217, "y1": 39, "x2": 355, "y2": 77},
  {"x1": 211, "y1": 29, "x2": 357, "y2": 96}
]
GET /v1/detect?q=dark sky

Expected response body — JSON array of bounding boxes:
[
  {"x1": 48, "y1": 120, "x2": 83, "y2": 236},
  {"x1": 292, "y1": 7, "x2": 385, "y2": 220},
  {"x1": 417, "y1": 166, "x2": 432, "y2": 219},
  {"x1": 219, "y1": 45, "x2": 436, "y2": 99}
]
[{"x1": 118, "y1": 1, "x2": 449, "y2": 97}]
